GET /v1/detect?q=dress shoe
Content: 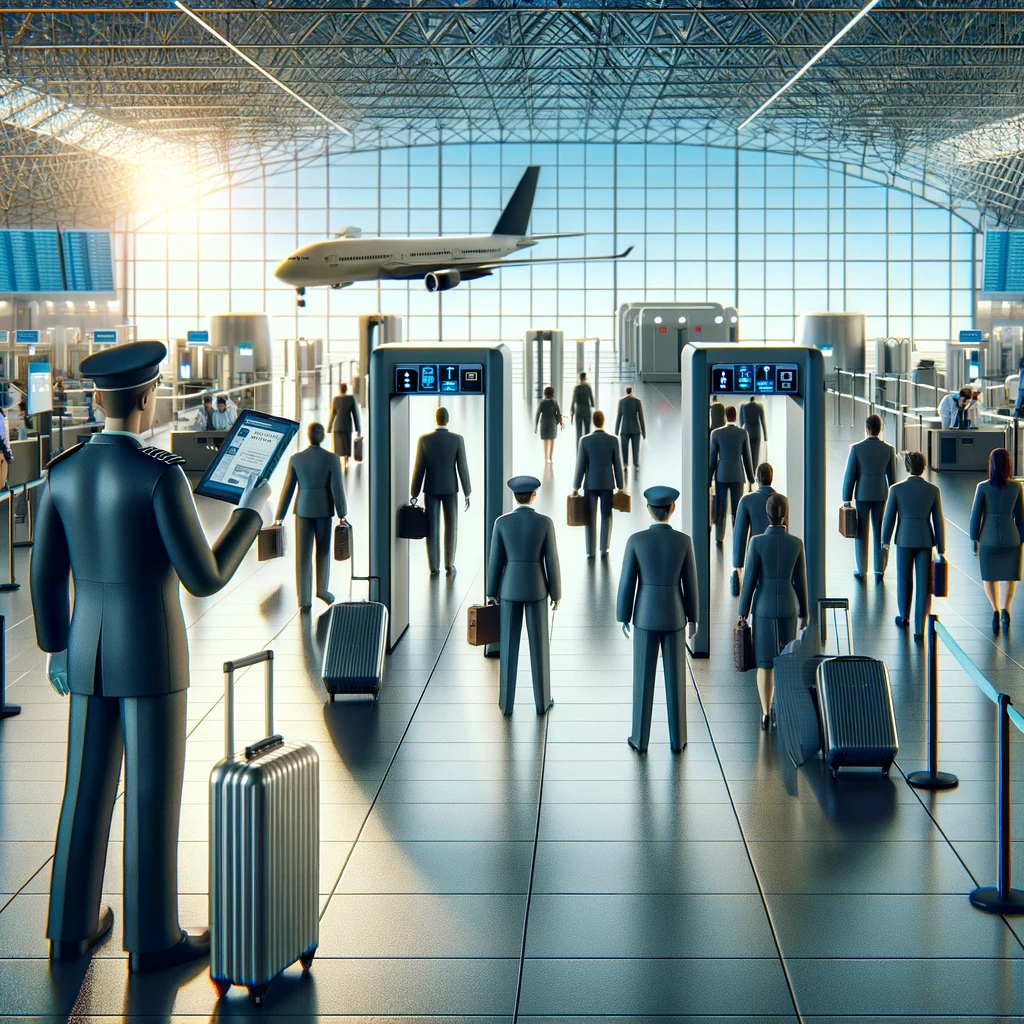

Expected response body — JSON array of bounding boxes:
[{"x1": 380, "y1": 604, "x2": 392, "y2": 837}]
[
  {"x1": 537, "y1": 698, "x2": 554, "y2": 715},
  {"x1": 715, "y1": 540, "x2": 723, "y2": 549},
  {"x1": 627, "y1": 736, "x2": 645, "y2": 753},
  {"x1": 446, "y1": 566, "x2": 457, "y2": 578},
  {"x1": 429, "y1": 569, "x2": 440, "y2": 576},
  {"x1": 1002, "y1": 609, "x2": 1011, "y2": 630},
  {"x1": 993, "y1": 610, "x2": 1001, "y2": 634},
  {"x1": 875, "y1": 573, "x2": 883, "y2": 584},
  {"x1": 299, "y1": 602, "x2": 311, "y2": 611},
  {"x1": 317, "y1": 591, "x2": 334, "y2": 605},
  {"x1": 914, "y1": 633, "x2": 924, "y2": 642},
  {"x1": 129, "y1": 929, "x2": 210, "y2": 973},
  {"x1": 50, "y1": 906, "x2": 114, "y2": 961},
  {"x1": 760, "y1": 713, "x2": 771, "y2": 731},
  {"x1": 894, "y1": 616, "x2": 907, "y2": 629},
  {"x1": 853, "y1": 571, "x2": 864, "y2": 580}
]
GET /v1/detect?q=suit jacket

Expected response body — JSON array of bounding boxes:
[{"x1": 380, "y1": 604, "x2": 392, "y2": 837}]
[
  {"x1": 573, "y1": 429, "x2": 624, "y2": 492},
  {"x1": 327, "y1": 394, "x2": 361, "y2": 435},
  {"x1": 709, "y1": 423, "x2": 754, "y2": 484},
  {"x1": 486, "y1": 506, "x2": 561, "y2": 603},
  {"x1": 842, "y1": 435, "x2": 896, "y2": 503},
  {"x1": 739, "y1": 400, "x2": 767, "y2": 442},
  {"x1": 30, "y1": 433, "x2": 261, "y2": 697},
  {"x1": 733, "y1": 485, "x2": 777, "y2": 568},
  {"x1": 970, "y1": 480, "x2": 1024, "y2": 548},
  {"x1": 571, "y1": 383, "x2": 595, "y2": 417},
  {"x1": 739, "y1": 526, "x2": 809, "y2": 620},
  {"x1": 411, "y1": 427, "x2": 471, "y2": 497},
  {"x1": 881, "y1": 475, "x2": 945, "y2": 552},
  {"x1": 710, "y1": 402, "x2": 726, "y2": 430},
  {"x1": 276, "y1": 443, "x2": 347, "y2": 521},
  {"x1": 616, "y1": 524, "x2": 698, "y2": 633},
  {"x1": 615, "y1": 395, "x2": 646, "y2": 437}
]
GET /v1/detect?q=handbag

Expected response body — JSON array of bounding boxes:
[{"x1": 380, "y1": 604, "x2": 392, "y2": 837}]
[
  {"x1": 733, "y1": 618, "x2": 755, "y2": 673},
  {"x1": 612, "y1": 490, "x2": 631, "y2": 513},
  {"x1": 467, "y1": 602, "x2": 501, "y2": 646},
  {"x1": 257, "y1": 524, "x2": 285, "y2": 561},
  {"x1": 352, "y1": 435, "x2": 363, "y2": 463},
  {"x1": 932, "y1": 554, "x2": 948, "y2": 597},
  {"x1": 838, "y1": 504, "x2": 858, "y2": 539},
  {"x1": 334, "y1": 521, "x2": 351, "y2": 561},
  {"x1": 397, "y1": 499, "x2": 428, "y2": 539},
  {"x1": 566, "y1": 493, "x2": 586, "y2": 527}
]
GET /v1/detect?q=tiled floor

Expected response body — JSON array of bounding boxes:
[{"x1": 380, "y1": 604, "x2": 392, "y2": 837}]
[{"x1": 1, "y1": 379, "x2": 1023, "y2": 1021}]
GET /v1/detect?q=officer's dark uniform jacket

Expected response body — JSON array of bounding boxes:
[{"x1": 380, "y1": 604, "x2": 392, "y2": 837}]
[
  {"x1": 487, "y1": 506, "x2": 562, "y2": 603},
  {"x1": 32, "y1": 433, "x2": 262, "y2": 696},
  {"x1": 616, "y1": 525, "x2": 698, "y2": 632}
]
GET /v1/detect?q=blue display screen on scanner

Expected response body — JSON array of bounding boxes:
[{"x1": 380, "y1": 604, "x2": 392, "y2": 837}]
[
  {"x1": 394, "y1": 364, "x2": 484, "y2": 395},
  {"x1": 711, "y1": 363, "x2": 799, "y2": 396}
]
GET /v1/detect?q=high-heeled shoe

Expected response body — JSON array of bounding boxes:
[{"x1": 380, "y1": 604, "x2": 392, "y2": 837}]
[
  {"x1": 760, "y1": 712, "x2": 770, "y2": 731},
  {"x1": 993, "y1": 610, "x2": 1001, "y2": 634},
  {"x1": 1002, "y1": 609, "x2": 1011, "y2": 630}
]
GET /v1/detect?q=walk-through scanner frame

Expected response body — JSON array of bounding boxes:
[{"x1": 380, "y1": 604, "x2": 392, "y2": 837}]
[
  {"x1": 369, "y1": 343, "x2": 512, "y2": 650},
  {"x1": 682, "y1": 343, "x2": 826, "y2": 658}
]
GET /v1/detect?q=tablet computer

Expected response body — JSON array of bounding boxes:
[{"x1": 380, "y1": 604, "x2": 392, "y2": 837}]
[{"x1": 193, "y1": 409, "x2": 299, "y2": 504}]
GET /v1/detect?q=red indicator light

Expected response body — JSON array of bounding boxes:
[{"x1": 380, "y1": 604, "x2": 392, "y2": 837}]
[
  {"x1": 695, "y1": 326, "x2": 701, "y2": 332},
  {"x1": 659, "y1": 326, "x2": 666, "y2": 333}
]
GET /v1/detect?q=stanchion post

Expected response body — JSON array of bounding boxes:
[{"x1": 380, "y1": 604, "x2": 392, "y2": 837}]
[
  {"x1": 13, "y1": 484, "x2": 33, "y2": 549},
  {"x1": 908, "y1": 614, "x2": 958, "y2": 790},
  {"x1": 970, "y1": 692, "x2": 1024, "y2": 913},
  {"x1": 0, "y1": 613, "x2": 19, "y2": 719},
  {"x1": 0, "y1": 488, "x2": 20, "y2": 592}
]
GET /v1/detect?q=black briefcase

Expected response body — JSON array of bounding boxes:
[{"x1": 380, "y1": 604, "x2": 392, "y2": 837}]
[
  {"x1": 352, "y1": 435, "x2": 363, "y2": 463},
  {"x1": 932, "y1": 555, "x2": 948, "y2": 598},
  {"x1": 334, "y1": 521, "x2": 351, "y2": 561},
  {"x1": 257, "y1": 524, "x2": 285, "y2": 561},
  {"x1": 733, "y1": 618, "x2": 755, "y2": 673},
  {"x1": 398, "y1": 500, "x2": 428, "y2": 539}
]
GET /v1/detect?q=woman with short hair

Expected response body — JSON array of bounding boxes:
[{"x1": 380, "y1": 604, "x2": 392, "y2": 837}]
[{"x1": 970, "y1": 447, "x2": 1024, "y2": 633}]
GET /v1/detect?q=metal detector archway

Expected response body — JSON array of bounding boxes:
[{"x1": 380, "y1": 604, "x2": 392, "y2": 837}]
[
  {"x1": 369, "y1": 343, "x2": 512, "y2": 650},
  {"x1": 682, "y1": 343, "x2": 826, "y2": 658}
]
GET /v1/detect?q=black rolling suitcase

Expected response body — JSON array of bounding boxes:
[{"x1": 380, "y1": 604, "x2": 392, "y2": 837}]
[
  {"x1": 816, "y1": 656, "x2": 899, "y2": 777},
  {"x1": 321, "y1": 600, "x2": 388, "y2": 701}
]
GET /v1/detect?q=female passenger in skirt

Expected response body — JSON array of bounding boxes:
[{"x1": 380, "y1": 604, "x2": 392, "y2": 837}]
[
  {"x1": 534, "y1": 385, "x2": 564, "y2": 463},
  {"x1": 970, "y1": 447, "x2": 1024, "y2": 633},
  {"x1": 738, "y1": 493, "x2": 808, "y2": 730},
  {"x1": 326, "y1": 381, "x2": 361, "y2": 471}
]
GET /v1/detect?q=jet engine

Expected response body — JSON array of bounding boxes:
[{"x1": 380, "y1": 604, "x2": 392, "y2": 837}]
[{"x1": 425, "y1": 269, "x2": 462, "y2": 292}]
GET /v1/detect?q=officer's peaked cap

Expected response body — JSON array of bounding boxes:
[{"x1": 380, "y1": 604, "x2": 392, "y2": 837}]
[
  {"x1": 644, "y1": 485, "x2": 679, "y2": 507},
  {"x1": 80, "y1": 341, "x2": 166, "y2": 390},
  {"x1": 507, "y1": 475, "x2": 541, "y2": 492}
]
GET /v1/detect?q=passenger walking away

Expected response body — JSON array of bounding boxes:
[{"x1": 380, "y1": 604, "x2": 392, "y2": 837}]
[
  {"x1": 617, "y1": 486, "x2": 698, "y2": 753},
  {"x1": 969, "y1": 447, "x2": 1024, "y2": 633},
  {"x1": 411, "y1": 406, "x2": 471, "y2": 577},
  {"x1": 738, "y1": 494, "x2": 808, "y2": 730},
  {"x1": 842, "y1": 414, "x2": 897, "y2": 582},
  {"x1": 709, "y1": 406, "x2": 754, "y2": 548},
  {"x1": 534, "y1": 385, "x2": 564, "y2": 463},
  {"x1": 739, "y1": 396, "x2": 767, "y2": 472},
  {"x1": 570, "y1": 371, "x2": 595, "y2": 445},
  {"x1": 615, "y1": 386, "x2": 646, "y2": 470},
  {"x1": 881, "y1": 450, "x2": 945, "y2": 640},
  {"x1": 732, "y1": 463, "x2": 779, "y2": 587},
  {"x1": 486, "y1": 475, "x2": 560, "y2": 715},
  {"x1": 572, "y1": 409, "x2": 624, "y2": 558},
  {"x1": 327, "y1": 382, "x2": 361, "y2": 470},
  {"x1": 710, "y1": 396, "x2": 726, "y2": 430}
]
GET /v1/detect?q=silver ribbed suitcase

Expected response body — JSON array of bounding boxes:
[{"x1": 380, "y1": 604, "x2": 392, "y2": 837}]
[{"x1": 209, "y1": 651, "x2": 319, "y2": 1006}]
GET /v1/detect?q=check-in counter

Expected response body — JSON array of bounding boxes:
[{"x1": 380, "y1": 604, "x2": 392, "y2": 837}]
[
  {"x1": 170, "y1": 430, "x2": 229, "y2": 473},
  {"x1": 8, "y1": 438, "x2": 41, "y2": 487},
  {"x1": 928, "y1": 428, "x2": 1006, "y2": 472}
]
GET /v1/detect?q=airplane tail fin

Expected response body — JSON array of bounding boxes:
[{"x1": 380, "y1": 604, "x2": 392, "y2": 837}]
[{"x1": 493, "y1": 166, "x2": 540, "y2": 237}]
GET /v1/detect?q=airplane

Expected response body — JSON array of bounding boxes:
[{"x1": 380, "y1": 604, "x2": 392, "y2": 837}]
[{"x1": 274, "y1": 165, "x2": 632, "y2": 306}]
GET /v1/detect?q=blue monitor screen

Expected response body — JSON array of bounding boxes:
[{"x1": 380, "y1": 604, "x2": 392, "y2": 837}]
[
  {"x1": 393, "y1": 364, "x2": 485, "y2": 395},
  {"x1": 0, "y1": 230, "x2": 63, "y2": 291},
  {"x1": 61, "y1": 231, "x2": 114, "y2": 291}
]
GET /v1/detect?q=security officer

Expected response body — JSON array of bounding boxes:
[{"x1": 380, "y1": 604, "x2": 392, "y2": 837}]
[
  {"x1": 842, "y1": 413, "x2": 897, "y2": 582},
  {"x1": 616, "y1": 486, "x2": 698, "y2": 753},
  {"x1": 709, "y1": 405, "x2": 754, "y2": 547},
  {"x1": 572, "y1": 409, "x2": 624, "y2": 558},
  {"x1": 614, "y1": 385, "x2": 646, "y2": 470},
  {"x1": 31, "y1": 341, "x2": 269, "y2": 971},
  {"x1": 882, "y1": 450, "x2": 946, "y2": 640},
  {"x1": 486, "y1": 475, "x2": 561, "y2": 715},
  {"x1": 739, "y1": 396, "x2": 768, "y2": 471},
  {"x1": 570, "y1": 371, "x2": 596, "y2": 444},
  {"x1": 411, "y1": 406, "x2": 471, "y2": 576},
  {"x1": 733, "y1": 463, "x2": 780, "y2": 587},
  {"x1": 275, "y1": 421, "x2": 347, "y2": 609}
]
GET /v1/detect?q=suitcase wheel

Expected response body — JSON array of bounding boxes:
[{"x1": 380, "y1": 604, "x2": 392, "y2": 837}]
[
  {"x1": 329, "y1": 693, "x2": 336, "y2": 703},
  {"x1": 211, "y1": 977, "x2": 231, "y2": 999},
  {"x1": 882, "y1": 762, "x2": 892, "y2": 776},
  {"x1": 248, "y1": 983, "x2": 270, "y2": 1007},
  {"x1": 300, "y1": 945, "x2": 317, "y2": 971}
]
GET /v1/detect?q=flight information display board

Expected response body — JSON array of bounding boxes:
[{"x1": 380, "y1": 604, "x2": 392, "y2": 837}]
[
  {"x1": 0, "y1": 229, "x2": 114, "y2": 293},
  {"x1": 62, "y1": 231, "x2": 115, "y2": 291},
  {"x1": 393, "y1": 363, "x2": 484, "y2": 395},
  {"x1": 711, "y1": 362, "x2": 799, "y2": 396}
]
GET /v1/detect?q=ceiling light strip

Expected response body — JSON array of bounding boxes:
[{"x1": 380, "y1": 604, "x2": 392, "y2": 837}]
[
  {"x1": 173, "y1": 0, "x2": 351, "y2": 136},
  {"x1": 737, "y1": 0, "x2": 883, "y2": 132}
]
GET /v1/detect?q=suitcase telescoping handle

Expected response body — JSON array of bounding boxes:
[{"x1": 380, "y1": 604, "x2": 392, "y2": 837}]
[{"x1": 222, "y1": 650, "x2": 274, "y2": 758}]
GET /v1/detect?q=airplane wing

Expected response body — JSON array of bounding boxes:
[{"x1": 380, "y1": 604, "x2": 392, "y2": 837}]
[{"x1": 476, "y1": 246, "x2": 633, "y2": 271}]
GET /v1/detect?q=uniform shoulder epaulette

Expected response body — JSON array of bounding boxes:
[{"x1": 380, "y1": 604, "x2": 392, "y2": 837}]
[
  {"x1": 45, "y1": 442, "x2": 85, "y2": 470},
  {"x1": 139, "y1": 445, "x2": 186, "y2": 468}
]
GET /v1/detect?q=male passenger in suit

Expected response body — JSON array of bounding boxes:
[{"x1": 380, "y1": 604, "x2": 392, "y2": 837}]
[
  {"x1": 739, "y1": 396, "x2": 768, "y2": 472},
  {"x1": 486, "y1": 475, "x2": 561, "y2": 715},
  {"x1": 842, "y1": 413, "x2": 897, "y2": 583},
  {"x1": 882, "y1": 450, "x2": 946, "y2": 640},
  {"x1": 733, "y1": 462, "x2": 779, "y2": 586},
  {"x1": 274, "y1": 421, "x2": 348, "y2": 608},
  {"x1": 31, "y1": 341, "x2": 269, "y2": 971},
  {"x1": 709, "y1": 405, "x2": 754, "y2": 547},
  {"x1": 411, "y1": 406, "x2": 471, "y2": 576},
  {"x1": 710, "y1": 396, "x2": 726, "y2": 430},
  {"x1": 617, "y1": 486, "x2": 699, "y2": 753},
  {"x1": 570, "y1": 371, "x2": 596, "y2": 444},
  {"x1": 615, "y1": 385, "x2": 646, "y2": 470},
  {"x1": 572, "y1": 409, "x2": 624, "y2": 558}
]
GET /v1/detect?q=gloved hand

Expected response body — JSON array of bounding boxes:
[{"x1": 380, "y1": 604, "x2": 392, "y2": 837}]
[
  {"x1": 621, "y1": 622, "x2": 631, "y2": 638},
  {"x1": 46, "y1": 650, "x2": 69, "y2": 697},
  {"x1": 238, "y1": 477, "x2": 271, "y2": 520}
]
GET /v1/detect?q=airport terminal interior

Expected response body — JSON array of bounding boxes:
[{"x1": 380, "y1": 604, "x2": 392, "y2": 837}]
[{"x1": 5, "y1": 1, "x2": 1024, "y2": 1021}]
